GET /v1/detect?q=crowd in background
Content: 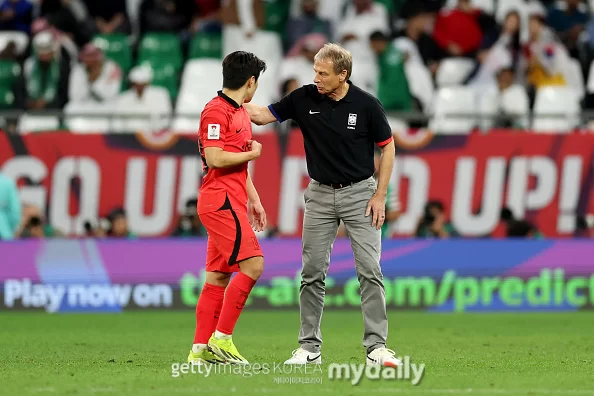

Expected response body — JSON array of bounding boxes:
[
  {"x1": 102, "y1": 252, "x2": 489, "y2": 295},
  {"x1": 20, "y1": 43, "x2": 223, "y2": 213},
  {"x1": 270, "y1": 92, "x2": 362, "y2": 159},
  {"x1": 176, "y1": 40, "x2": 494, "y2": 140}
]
[
  {"x1": 2, "y1": 0, "x2": 594, "y2": 239},
  {"x1": 0, "y1": 0, "x2": 594, "y2": 132}
]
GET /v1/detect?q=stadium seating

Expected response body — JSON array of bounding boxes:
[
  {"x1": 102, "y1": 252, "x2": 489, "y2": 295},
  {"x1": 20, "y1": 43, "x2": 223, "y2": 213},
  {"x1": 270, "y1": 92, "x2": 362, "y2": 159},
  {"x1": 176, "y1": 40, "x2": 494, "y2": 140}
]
[
  {"x1": 0, "y1": 60, "x2": 20, "y2": 108},
  {"x1": 436, "y1": 58, "x2": 477, "y2": 87},
  {"x1": 532, "y1": 86, "x2": 581, "y2": 133},
  {"x1": 429, "y1": 86, "x2": 478, "y2": 134},
  {"x1": 189, "y1": 32, "x2": 223, "y2": 60},
  {"x1": 17, "y1": 114, "x2": 60, "y2": 133},
  {"x1": 144, "y1": 62, "x2": 178, "y2": 102},
  {"x1": 64, "y1": 102, "x2": 112, "y2": 134},
  {"x1": 93, "y1": 34, "x2": 133, "y2": 74},
  {"x1": 0, "y1": 31, "x2": 29, "y2": 56},
  {"x1": 173, "y1": 59, "x2": 222, "y2": 133},
  {"x1": 138, "y1": 33, "x2": 183, "y2": 72}
]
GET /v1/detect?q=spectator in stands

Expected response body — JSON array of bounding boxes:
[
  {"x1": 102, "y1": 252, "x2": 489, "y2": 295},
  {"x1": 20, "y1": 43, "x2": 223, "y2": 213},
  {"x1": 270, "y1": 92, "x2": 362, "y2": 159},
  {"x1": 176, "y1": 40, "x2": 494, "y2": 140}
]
[
  {"x1": 18, "y1": 204, "x2": 64, "y2": 238},
  {"x1": 415, "y1": 200, "x2": 457, "y2": 238},
  {"x1": 337, "y1": 0, "x2": 390, "y2": 49},
  {"x1": 284, "y1": 0, "x2": 331, "y2": 52},
  {"x1": 83, "y1": 0, "x2": 131, "y2": 35},
  {"x1": 31, "y1": 17, "x2": 79, "y2": 65},
  {"x1": 470, "y1": 11, "x2": 522, "y2": 88},
  {"x1": 432, "y1": 0, "x2": 497, "y2": 58},
  {"x1": 279, "y1": 33, "x2": 325, "y2": 91},
  {"x1": 546, "y1": 0, "x2": 588, "y2": 57},
  {"x1": 22, "y1": 31, "x2": 70, "y2": 111},
  {"x1": 521, "y1": 12, "x2": 569, "y2": 93},
  {"x1": 0, "y1": 0, "x2": 33, "y2": 34},
  {"x1": 111, "y1": 64, "x2": 172, "y2": 133},
  {"x1": 369, "y1": 31, "x2": 415, "y2": 112},
  {"x1": 575, "y1": 215, "x2": 594, "y2": 237},
  {"x1": 106, "y1": 208, "x2": 135, "y2": 238},
  {"x1": 139, "y1": 0, "x2": 194, "y2": 35},
  {"x1": 191, "y1": 0, "x2": 221, "y2": 33},
  {"x1": 39, "y1": 0, "x2": 91, "y2": 46},
  {"x1": 0, "y1": 172, "x2": 21, "y2": 240},
  {"x1": 394, "y1": 4, "x2": 445, "y2": 75},
  {"x1": 479, "y1": 66, "x2": 530, "y2": 129},
  {"x1": 68, "y1": 42, "x2": 122, "y2": 104},
  {"x1": 172, "y1": 198, "x2": 206, "y2": 237},
  {"x1": 500, "y1": 207, "x2": 544, "y2": 238}
]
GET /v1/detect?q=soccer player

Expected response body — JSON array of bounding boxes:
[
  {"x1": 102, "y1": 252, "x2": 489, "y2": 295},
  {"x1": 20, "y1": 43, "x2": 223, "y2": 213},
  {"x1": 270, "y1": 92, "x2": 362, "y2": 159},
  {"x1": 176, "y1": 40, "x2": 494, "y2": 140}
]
[{"x1": 187, "y1": 51, "x2": 268, "y2": 366}]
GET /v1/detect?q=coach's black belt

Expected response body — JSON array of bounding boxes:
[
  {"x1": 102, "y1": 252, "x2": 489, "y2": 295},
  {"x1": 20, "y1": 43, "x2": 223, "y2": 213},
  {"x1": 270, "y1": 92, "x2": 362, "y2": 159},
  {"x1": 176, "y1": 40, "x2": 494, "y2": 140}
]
[{"x1": 321, "y1": 182, "x2": 356, "y2": 189}]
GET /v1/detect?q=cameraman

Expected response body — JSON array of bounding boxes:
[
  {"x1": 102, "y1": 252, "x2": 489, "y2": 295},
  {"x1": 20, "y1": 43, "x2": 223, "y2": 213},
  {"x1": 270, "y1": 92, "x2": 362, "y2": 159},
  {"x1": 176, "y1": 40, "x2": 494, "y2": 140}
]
[
  {"x1": 415, "y1": 200, "x2": 458, "y2": 238},
  {"x1": 172, "y1": 198, "x2": 206, "y2": 237}
]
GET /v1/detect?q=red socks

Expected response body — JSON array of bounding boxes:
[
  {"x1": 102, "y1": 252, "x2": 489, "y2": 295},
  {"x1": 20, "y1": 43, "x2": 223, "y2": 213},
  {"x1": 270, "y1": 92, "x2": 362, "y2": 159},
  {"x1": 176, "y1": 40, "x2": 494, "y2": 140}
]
[
  {"x1": 216, "y1": 272, "x2": 256, "y2": 335},
  {"x1": 193, "y1": 283, "x2": 225, "y2": 344}
]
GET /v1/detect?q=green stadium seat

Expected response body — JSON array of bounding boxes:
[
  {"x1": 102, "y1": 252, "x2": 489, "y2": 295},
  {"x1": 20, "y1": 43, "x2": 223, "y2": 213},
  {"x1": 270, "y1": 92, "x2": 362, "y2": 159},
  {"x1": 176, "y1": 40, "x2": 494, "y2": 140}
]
[
  {"x1": 93, "y1": 34, "x2": 132, "y2": 74},
  {"x1": 0, "y1": 60, "x2": 20, "y2": 90},
  {"x1": 0, "y1": 85, "x2": 15, "y2": 108},
  {"x1": 189, "y1": 32, "x2": 222, "y2": 59},
  {"x1": 139, "y1": 62, "x2": 179, "y2": 102},
  {"x1": 264, "y1": 0, "x2": 291, "y2": 34},
  {"x1": 138, "y1": 33, "x2": 183, "y2": 72}
]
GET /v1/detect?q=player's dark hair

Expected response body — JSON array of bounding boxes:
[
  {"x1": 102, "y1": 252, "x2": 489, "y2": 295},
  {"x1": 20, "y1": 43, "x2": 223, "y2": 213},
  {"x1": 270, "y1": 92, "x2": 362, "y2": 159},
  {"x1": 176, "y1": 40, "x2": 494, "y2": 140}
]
[{"x1": 222, "y1": 51, "x2": 267, "y2": 90}]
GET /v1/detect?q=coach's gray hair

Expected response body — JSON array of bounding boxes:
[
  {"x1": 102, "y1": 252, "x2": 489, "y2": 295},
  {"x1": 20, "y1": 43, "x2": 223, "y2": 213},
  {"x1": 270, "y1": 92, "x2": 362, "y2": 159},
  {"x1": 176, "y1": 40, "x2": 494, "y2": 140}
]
[{"x1": 314, "y1": 43, "x2": 353, "y2": 80}]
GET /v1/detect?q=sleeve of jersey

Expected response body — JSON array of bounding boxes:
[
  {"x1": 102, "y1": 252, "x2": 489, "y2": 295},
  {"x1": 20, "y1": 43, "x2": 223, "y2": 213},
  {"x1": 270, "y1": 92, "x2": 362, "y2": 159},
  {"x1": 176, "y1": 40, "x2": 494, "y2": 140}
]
[
  {"x1": 200, "y1": 109, "x2": 227, "y2": 149},
  {"x1": 369, "y1": 99, "x2": 394, "y2": 148},
  {"x1": 268, "y1": 87, "x2": 299, "y2": 123}
]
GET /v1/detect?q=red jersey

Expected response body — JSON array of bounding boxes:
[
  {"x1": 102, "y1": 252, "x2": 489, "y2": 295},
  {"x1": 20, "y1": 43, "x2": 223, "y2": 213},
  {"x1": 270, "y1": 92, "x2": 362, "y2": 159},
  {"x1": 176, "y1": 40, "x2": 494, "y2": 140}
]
[{"x1": 198, "y1": 91, "x2": 253, "y2": 215}]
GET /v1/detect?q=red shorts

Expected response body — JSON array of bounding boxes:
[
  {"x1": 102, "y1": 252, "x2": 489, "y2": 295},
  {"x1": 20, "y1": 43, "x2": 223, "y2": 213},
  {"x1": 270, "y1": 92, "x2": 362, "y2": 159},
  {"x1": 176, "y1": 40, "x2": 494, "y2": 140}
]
[{"x1": 199, "y1": 207, "x2": 263, "y2": 273}]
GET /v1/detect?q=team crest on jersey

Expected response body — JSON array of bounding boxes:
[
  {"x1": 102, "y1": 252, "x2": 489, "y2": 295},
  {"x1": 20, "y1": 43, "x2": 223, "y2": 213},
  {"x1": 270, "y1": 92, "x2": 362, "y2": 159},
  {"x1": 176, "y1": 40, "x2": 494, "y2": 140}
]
[
  {"x1": 208, "y1": 124, "x2": 220, "y2": 139},
  {"x1": 347, "y1": 113, "x2": 357, "y2": 130}
]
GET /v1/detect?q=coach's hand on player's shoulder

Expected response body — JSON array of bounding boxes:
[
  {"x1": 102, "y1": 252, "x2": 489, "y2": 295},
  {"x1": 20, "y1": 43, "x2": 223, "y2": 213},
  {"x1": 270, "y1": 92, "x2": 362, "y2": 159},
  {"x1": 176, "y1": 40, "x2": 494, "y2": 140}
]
[
  {"x1": 366, "y1": 193, "x2": 386, "y2": 230},
  {"x1": 246, "y1": 140, "x2": 262, "y2": 159}
]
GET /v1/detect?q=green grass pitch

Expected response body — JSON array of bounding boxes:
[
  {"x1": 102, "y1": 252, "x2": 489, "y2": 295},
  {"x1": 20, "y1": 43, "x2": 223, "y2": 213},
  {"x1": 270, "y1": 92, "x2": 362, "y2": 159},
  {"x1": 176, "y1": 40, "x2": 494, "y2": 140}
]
[{"x1": 1, "y1": 311, "x2": 593, "y2": 396}]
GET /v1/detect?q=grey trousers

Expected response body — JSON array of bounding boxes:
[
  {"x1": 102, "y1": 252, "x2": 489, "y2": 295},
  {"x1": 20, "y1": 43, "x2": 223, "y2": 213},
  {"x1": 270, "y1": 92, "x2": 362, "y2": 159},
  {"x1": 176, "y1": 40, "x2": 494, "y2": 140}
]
[{"x1": 298, "y1": 177, "x2": 388, "y2": 354}]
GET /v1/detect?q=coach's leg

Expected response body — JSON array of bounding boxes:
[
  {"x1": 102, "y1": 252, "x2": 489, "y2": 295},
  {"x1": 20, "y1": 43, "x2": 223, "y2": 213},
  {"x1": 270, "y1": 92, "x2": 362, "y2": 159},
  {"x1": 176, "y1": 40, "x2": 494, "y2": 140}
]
[
  {"x1": 338, "y1": 178, "x2": 388, "y2": 354},
  {"x1": 299, "y1": 181, "x2": 338, "y2": 353}
]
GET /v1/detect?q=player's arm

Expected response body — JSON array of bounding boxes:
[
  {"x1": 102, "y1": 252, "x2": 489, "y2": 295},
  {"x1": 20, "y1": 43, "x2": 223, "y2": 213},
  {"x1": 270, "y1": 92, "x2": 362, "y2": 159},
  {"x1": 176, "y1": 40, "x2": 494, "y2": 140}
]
[
  {"x1": 244, "y1": 86, "x2": 301, "y2": 126},
  {"x1": 246, "y1": 171, "x2": 261, "y2": 204},
  {"x1": 201, "y1": 109, "x2": 261, "y2": 169},
  {"x1": 204, "y1": 146, "x2": 260, "y2": 169}
]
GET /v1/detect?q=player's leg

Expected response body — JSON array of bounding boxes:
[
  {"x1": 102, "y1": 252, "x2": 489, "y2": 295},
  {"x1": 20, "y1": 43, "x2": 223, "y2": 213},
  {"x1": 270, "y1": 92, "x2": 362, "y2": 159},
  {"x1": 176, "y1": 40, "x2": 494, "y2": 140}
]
[
  {"x1": 203, "y1": 208, "x2": 264, "y2": 364},
  {"x1": 285, "y1": 181, "x2": 338, "y2": 364},
  {"x1": 188, "y1": 239, "x2": 231, "y2": 365},
  {"x1": 338, "y1": 178, "x2": 401, "y2": 367},
  {"x1": 208, "y1": 255, "x2": 263, "y2": 364}
]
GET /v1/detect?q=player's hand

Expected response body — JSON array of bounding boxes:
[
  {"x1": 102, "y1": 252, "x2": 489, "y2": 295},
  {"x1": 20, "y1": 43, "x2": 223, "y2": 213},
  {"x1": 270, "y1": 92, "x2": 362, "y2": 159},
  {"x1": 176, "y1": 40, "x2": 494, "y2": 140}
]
[
  {"x1": 246, "y1": 140, "x2": 262, "y2": 159},
  {"x1": 249, "y1": 200, "x2": 267, "y2": 232},
  {"x1": 366, "y1": 193, "x2": 386, "y2": 230}
]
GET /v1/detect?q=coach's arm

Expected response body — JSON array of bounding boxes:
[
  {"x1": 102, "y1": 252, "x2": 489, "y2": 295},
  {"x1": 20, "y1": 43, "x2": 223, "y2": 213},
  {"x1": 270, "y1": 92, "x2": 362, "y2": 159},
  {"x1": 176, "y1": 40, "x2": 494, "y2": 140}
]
[{"x1": 244, "y1": 103, "x2": 278, "y2": 126}]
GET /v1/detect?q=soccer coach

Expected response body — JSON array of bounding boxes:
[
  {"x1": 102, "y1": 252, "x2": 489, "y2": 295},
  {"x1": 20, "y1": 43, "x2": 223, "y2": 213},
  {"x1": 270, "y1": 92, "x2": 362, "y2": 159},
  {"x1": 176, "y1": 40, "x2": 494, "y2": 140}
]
[{"x1": 245, "y1": 43, "x2": 400, "y2": 367}]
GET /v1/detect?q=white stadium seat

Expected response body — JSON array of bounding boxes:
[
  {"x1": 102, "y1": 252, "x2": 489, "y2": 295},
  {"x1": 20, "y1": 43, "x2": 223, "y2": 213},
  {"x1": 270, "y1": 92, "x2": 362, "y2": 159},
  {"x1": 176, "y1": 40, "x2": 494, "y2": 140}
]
[
  {"x1": 436, "y1": 58, "x2": 477, "y2": 87},
  {"x1": 17, "y1": 114, "x2": 60, "y2": 134},
  {"x1": 532, "y1": 86, "x2": 580, "y2": 133},
  {"x1": 429, "y1": 86, "x2": 478, "y2": 134},
  {"x1": 63, "y1": 102, "x2": 112, "y2": 134},
  {"x1": 0, "y1": 31, "x2": 29, "y2": 55},
  {"x1": 565, "y1": 58, "x2": 585, "y2": 100},
  {"x1": 174, "y1": 59, "x2": 222, "y2": 133}
]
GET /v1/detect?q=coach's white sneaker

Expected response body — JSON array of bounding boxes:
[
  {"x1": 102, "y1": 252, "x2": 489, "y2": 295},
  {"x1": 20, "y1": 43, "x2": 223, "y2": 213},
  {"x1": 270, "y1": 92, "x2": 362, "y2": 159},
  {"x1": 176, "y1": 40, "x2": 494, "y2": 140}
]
[
  {"x1": 283, "y1": 348, "x2": 322, "y2": 364},
  {"x1": 366, "y1": 347, "x2": 402, "y2": 368}
]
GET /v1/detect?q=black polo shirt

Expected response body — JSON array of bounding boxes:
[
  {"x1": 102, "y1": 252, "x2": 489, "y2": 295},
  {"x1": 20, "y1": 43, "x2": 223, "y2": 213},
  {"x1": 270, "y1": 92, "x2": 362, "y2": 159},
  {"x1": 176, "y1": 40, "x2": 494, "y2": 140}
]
[{"x1": 268, "y1": 82, "x2": 393, "y2": 185}]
